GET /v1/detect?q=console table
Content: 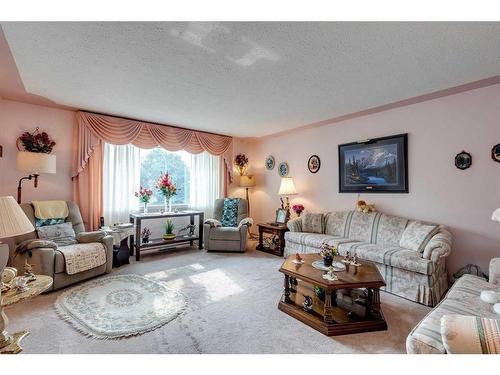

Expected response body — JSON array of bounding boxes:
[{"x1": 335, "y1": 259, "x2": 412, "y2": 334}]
[{"x1": 129, "y1": 211, "x2": 204, "y2": 261}]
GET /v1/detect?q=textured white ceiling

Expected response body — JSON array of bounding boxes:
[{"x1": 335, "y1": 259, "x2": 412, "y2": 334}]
[{"x1": 2, "y1": 22, "x2": 500, "y2": 137}]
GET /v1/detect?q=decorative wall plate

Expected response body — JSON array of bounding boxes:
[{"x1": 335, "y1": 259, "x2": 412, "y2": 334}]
[
  {"x1": 278, "y1": 162, "x2": 289, "y2": 177},
  {"x1": 492, "y1": 144, "x2": 500, "y2": 163},
  {"x1": 308, "y1": 155, "x2": 321, "y2": 173},
  {"x1": 455, "y1": 151, "x2": 472, "y2": 170},
  {"x1": 265, "y1": 155, "x2": 275, "y2": 170}
]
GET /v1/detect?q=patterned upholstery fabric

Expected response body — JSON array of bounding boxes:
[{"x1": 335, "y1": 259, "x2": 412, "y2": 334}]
[
  {"x1": 407, "y1": 274, "x2": 499, "y2": 354},
  {"x1": 57, "y1": 242, "x2": 107, "y2": 275},
  {"x1": 35, "y1": 218, "x2": 65, "y2": 227},
  {"x1": 36, "y1": 222, "x2": 77, "y2": 247},
  {"x1": 284, "y1": 209, "x2": 452, "y2": 307},
  {"x1": 220, "y1": 198, "x2": 240, "y2": 227},
  {"x1": 400, "y1": 221, "x2": 439, "y2": 252},
  {"x1": 301, "y1": 212, "x2": 324, "y2": 234},
  {"x1": 441, "y1": 315, "x2": 500, "y2": 354}
]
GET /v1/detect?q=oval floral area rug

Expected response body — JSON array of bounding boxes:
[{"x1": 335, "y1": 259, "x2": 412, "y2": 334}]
[{"x1": 55, "y1": 274, "x2": 186, "y2": 339}]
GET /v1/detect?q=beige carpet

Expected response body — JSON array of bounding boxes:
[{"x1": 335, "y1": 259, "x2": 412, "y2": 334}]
[{"x1": 4, "y1": 242, "x2": 430, "y2": 354}]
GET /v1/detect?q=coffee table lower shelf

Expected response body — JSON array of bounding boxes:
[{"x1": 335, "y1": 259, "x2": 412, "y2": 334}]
[{"x1": 278, "y1": 283, "x2": 387, "y2": 336}]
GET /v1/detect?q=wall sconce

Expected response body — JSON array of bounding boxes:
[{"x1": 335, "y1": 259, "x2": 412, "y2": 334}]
[{"x1": 16, "y1": 151, "x2": 56, "y2": 203}]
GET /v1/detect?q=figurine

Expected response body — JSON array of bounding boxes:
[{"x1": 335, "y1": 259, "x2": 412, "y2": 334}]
[
  {"x1": 303, "y1": 296, "x2": 313, "y2": 312},
  {"x1": 342, "y1": 251, "x2": 352, "y2": 264},
  {"x1": 322, "y1": 266, "x2": 338, "y2": 281},
  {"x1": 23, "y1": 260, "x2": 37, "y2": 281},
  {"x1": 295, "y1": 253, "x2": 303, "y2": 262},
  {"x1": 179, "y1": 224, "x2": 197, "y2": 238}
]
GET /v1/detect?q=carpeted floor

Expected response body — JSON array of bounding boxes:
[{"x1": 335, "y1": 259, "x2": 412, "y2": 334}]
[{"x1": 5, "y1": 242, "x2": 430, "y2": 354}]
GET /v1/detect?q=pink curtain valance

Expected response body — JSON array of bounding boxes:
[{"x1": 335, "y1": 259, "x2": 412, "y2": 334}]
[{"x1": 73, "y1": 111, "x2": 233, "y2": 178}]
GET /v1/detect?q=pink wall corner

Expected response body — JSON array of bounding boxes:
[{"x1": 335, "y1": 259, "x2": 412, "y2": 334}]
[
  {"x1": 0, "y1": 99, "x2": 76, "y2": 203},
  {"x1": 242, "y1": 84, "x2": 500, "y2": 274}
]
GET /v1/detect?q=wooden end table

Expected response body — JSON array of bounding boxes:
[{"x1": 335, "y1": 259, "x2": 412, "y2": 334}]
[
  {"x1": 278, "y1": 254, "x2": 387, "y2": 336},
  {"x1": 1, "y1": 275, "x2": 53, "y2": 354},
  {"x1": 256, "y1": 223, "x2": 289, "y2": 256}
]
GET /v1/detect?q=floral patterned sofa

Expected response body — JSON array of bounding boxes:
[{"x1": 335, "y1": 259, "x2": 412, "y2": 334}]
[
  {"x1": 285, "y1": 210, "x2": 452, "y2": 307},
  {"x1": 406, "y1": 258, "x2": 500, "y2": 354}
]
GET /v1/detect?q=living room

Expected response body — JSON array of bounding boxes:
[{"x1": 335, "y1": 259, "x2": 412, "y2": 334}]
[{"x1": 1, "y1": 1, "x2": 499, "y2": 372}]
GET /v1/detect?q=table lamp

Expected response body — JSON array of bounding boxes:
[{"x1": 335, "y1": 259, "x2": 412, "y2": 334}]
[
  {"x1": 16, "y1": 151, "x2": 56, "y2": 203},
  {"x1": 492, "y1": 209, "x2": 500, "y2": 223},
  {"x1": 239, "y1": 175, "x2": 256, "y2": 215},
  {"x1": 278, "y1": 177, "x2": 297, "y2": 219}
]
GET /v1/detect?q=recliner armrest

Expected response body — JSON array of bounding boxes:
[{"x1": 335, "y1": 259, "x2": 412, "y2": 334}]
[
  {"x1": 489, "y1": 258, "x2": 500, "y2": 285},
  {"x1": 76, "y1": 231, "x2": 106, "y2": 243}
]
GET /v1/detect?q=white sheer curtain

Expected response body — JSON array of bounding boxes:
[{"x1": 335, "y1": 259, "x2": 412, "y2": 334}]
[
  {"x1": 103, "y1": 143, "x2": 140, "y2": 225},
  {"x1": 189, "y1": 152, "x2": 221, "y2": 219}
]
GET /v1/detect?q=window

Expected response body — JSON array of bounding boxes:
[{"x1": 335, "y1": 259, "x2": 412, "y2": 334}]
[{"x1": 139, "y1": 148, "x2": 191, "y2": 206}]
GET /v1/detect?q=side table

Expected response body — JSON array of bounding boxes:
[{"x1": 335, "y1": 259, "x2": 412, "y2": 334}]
[
  {"x1": 1, "y1": 275, "x2": 53, "y2": 354},
  {"x1": 101, "y1": 227, "x2": 134, "y2": 268},
  {"x1": 256, "y1": 223, "x2": 289, "y2": 256}
]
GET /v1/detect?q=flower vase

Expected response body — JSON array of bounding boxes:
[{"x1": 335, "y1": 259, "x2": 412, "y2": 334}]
[
  {"x1": 323, "y1": 255, "x2": 333, "y2": 267},
  {"x1": 164, "y1": 197, "x2": 172, "y2": 213},
  {"x1": 143, "y1": 202, "x2": 148, "y2": 214}
]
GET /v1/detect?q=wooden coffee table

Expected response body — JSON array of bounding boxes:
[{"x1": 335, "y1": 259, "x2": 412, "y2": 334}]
[{"x1": 278, "y1": 254, "x2": 387, "y2": 336}]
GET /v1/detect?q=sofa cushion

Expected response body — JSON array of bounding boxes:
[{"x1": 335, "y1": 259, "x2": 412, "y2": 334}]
[
  {"x1": 346, "y1": 211, "x2": 378, "y2": 242},
  {"x1": 301, "y1": 212, "x2": 324, "y2": 234},
  {"x1": 285, "y1": 232, "x2": 356, "y2": 249},
  {"x1": 407, "y1": 275, "x2": 499, "y2": 354},
  {"x1": 36, "y1": 222, "x2": 77, "y2": 247},
  {"x1": 441, "y1": 315, "x2": 500, "y2": 354},
  {"x1": 373, "y1": 213, "x2": 409, "y2": 246},
  {"x1": 324, "y1": 211, "x2": 350, "y2": 236},
  {"x1": 209, "y1": 227, "x2": 242, "y2": 241},
  {"x1": 400, "y1": 221, "x2": 439, "y2": 252}
]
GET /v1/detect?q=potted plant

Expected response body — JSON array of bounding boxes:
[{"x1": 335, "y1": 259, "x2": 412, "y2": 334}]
[
  {"x1": 234, "y1": 153, "x2": 249, "y2": 176},
  {"x1": 141, "y1": 227, "x2": 151, "y2": 243},
  {"x1": 163, "y1": 219, "x2": 176, "y2": 240},
  {"x1": 320, "y1": 242, "x2": 338, "y2": 267},
  {"x1": 314, "y1": 285, "x2": 325, "y2": 301},
  {"x1": 135, "y1": 187, "x2": 153, "y2": 213},
  {"x1": 156, "y1": 172, "x2": 177, "y2": 213},
  {"x1": 292, "y1": 203, "x2": 305, "y2": 217}
]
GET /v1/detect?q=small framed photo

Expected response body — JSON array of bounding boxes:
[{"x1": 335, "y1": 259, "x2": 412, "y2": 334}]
[
  {"x1": 275, "y1": 209, "x2": 288, "y2": 224},
  {"x1": 308, "y1": 155, "x2": 321, "y2": 173},
  {"x1": 492, "y1": 143, "x2": 500, "y2": 163}
]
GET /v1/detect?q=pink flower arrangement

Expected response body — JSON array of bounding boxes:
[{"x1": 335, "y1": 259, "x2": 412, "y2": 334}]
[
  {"x1": 156, "y1": 172, "x2": 177, "y2": 198},
  {"x1": 292, "y1": 204, "x2": 305, "y2": 216},
  {"x1": 234, "y1": 153, "x2": 249, "y2": 176},
  {"x1": 134, "y1": 187, "x2": 153, "y2": 203}
]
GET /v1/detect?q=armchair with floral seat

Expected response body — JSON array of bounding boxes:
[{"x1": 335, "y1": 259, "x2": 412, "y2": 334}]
[{"x1": 203, "y1": 198, "x2": 252, "y2": 253}]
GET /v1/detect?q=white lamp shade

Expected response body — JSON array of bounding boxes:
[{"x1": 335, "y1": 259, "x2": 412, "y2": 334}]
[
  {"x1": 240, "y1": 175, "x2": 256, "y2": 188},
  {"x1": 0, "y1": 196, "x2": 35, "y2": 238},
  {"x1": 492, "y1": 208, "x2": 500, "y2": 223},
  {"x1": 278, "y1": 177, "x2": 297, "y2": 196},
  {"x1": 17, "y1": 151, "x2": 56, "y2": 174}
]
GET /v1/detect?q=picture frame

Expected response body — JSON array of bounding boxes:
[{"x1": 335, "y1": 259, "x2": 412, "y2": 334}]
[
  {"x1": 338, "y1": 133, "x2": 408, "y2": 193},
  {"x1": 277, "y1": 161, "x2": 289, "y2": 177},
  {"x1": 275, "y1": 208, "x2": 288, "y2": 224},
  {"x1": 492, "y1": 143, "x2": 500, "y2": 163},
  {"x1": 308, "y1": 155, "x2": 321, "y2": 173},
  {"x1": 265, "y1": 155, "x2": 275, "y2": 170},
  {"x1": 455, "y1": 151, "x2": 472, "y2": 170}
]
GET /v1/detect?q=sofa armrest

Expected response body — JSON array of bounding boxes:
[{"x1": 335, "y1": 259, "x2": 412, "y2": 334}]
[
  {"x1": 422, "y1": 227, "x2": 452, "y2": 261},
  {"x1": 287, "y1": 218, "x2": 302, "y2": 232},
  {"x1": 76, "y1": 231, "x2": 106, "y2": 243},
  {"x1": 489, "y1": 258, "x2": 500, "y2": 285}
]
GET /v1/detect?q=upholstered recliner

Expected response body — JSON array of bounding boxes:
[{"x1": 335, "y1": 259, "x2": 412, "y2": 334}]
[
  {"x1": 10, "y1": 201, "x2": 113, "y2": 291},
  {"x1": 203, "y1": 198, "x2": 250, "y2": 252}
]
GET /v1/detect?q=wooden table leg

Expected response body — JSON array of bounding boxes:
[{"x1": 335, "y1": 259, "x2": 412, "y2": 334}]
[
  {"x1": 279, "y1": 231, "x2": 286, "y2": 256},
  {"x1": 324, "y1": 290, "x2": 335, "y2": 323},
  {"x1": 366, "y1": 288, "x2": 381, "y2": 318},
  {"x1": 190, "y1": 214, "x2": 195, "y2": 246},
  {"x1": 256, "y1": 227, "x2": 264, "y2": 250},
  {"x1": 290, "y1": 277, "x2": 297, "y2": 293},
  {"x1": 283, "y1": 275, "x2": 292, "y2": 303},
  {"x1": 198, "y1": 213, "x2": 204, "y2": 250},
  {"x1": 135, "y1": 218, "x2": 141, "y2": 261}
]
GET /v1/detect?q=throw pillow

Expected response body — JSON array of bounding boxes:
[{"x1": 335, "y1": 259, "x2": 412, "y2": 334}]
[
  {"x1": 441, "y1": 315, "x2": 500, "y2": 354},
  {"x1": 399, "y1": 221, "x2": 439, "y2": 252},
  {"x1": 301, "y1": 212, "x2": 324, "y2": 234},
  {"x1": 35, "y1": 218, "x2": 65, "y2": 227},
  {"x1": 36, "y1": 222, "x2": 77, "y2": 247},
  {"x1": 221, "y1": 198, "x2": 240, "y2": 227}
]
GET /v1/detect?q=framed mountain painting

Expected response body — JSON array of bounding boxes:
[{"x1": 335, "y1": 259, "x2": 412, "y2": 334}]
[{"x1": 338, "y1": 133, "x2": 408, "y2": 193}]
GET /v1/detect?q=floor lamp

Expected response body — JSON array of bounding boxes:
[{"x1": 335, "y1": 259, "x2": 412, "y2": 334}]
[
  {"x1": 16, "y1": 151, "x2": 56, "y2": 203},
  {"x1": 240, "y1": 175, "x2": 256, "y2": 238}
]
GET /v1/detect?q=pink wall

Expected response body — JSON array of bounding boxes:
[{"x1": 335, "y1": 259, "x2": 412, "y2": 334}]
[
  {"x1": 0, "y1": 98, "x2": 76, "y2": 202},
  {"x1": 232, "y1": 84, "x2": 500, "y2": 274}
]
